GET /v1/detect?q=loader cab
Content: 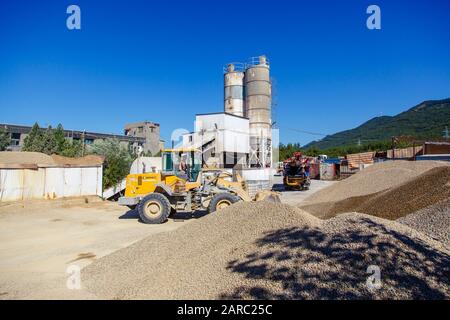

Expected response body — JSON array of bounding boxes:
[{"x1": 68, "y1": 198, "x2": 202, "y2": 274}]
[{"x1": 162, "y1": 148, "x2": 201, "y2": 182}]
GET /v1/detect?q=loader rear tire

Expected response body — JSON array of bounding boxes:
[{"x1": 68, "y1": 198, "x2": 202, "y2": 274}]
[
  {"x1": 138, "y1": 193, "x2": 171, "y2": 224},
  {"x1": 208, "y1": 193, "x2": 240, "y2": 214}
]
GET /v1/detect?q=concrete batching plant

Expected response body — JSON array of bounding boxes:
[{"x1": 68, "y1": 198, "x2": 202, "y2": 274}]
[
  {"x1": 183, "y1": 55, "x2": 273, "y2": 171},
  {"x1": 224, "y1": 56, "x2": 273, "y2": 168}
]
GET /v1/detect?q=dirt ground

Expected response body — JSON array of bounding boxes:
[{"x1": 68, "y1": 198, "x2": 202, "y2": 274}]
[
  {"x1": 272, "y1": 176, "x2": 335, "y2": 205},
  {"x1": 0, "y1": 197, "x2": 200, "y2": 299}
]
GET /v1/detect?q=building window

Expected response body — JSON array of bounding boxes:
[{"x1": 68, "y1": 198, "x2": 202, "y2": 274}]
[
  {"x1": 10, "y1": 133, "x2": 20, "y2": 146},
  {"x1": 138, "y1": 127, "x2": 143, "y2": 133}
]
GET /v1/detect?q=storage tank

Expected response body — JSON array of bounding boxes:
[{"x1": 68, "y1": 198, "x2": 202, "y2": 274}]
[
  {"x1": 224, "y1": 63, "x2": 245, "y2": 117},
  {"x1": 244, "y1": 56, "x2": 271, "y2": 138}
]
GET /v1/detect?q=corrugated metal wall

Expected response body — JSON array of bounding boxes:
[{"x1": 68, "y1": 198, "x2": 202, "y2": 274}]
[
  {"x1": 0, "y1": 166, "x2": 103, "y2": 202},
  {"x1": 387, "y1": 146, "x2": 423, "y2": 159},
  {"x1": 346, "y1": 151, "x2": 375, "y2": 169}
]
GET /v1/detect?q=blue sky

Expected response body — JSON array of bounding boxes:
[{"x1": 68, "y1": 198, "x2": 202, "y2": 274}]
[{"x1": 1, "y1": 0, "x2": 449, "y2": 146}]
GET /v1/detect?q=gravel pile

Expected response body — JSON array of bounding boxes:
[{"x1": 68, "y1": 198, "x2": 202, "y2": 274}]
[
  {"x1": 82, "y1": 201, "x2": 449, "y2": 299},
  {"x1": 398, "y1": 198, "x2": 450, "y2": 247},
  {"x1": 301, "y1": 166, "x2": 450, "y2": 220},
  {"x1": 304, "y1": 160, "x2": 449, "y2": 205}
]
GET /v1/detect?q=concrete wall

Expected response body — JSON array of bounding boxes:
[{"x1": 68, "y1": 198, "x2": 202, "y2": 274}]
[
  {"x1": 0, "y1": 166, "x2": 103, "y2": 202},
  {"x1": 130, "y1": 157, "x2": 162, "y2": 174},
  {"x1": 124, "y1": 122, "x2": 161, "y2": 155}
]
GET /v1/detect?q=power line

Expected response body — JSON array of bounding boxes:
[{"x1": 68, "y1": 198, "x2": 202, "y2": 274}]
[{"x1": 284, "y1": 127, "x2": 328, "y2": 136}]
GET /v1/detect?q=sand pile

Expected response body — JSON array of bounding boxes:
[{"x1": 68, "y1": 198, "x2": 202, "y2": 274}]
[
  {"x1": 82, "y1": 201, "x2": 449, "y2": 299},
  {"x1": 301, "y1": 166, "x2": 450, "y2": 220},
  {"x1": 51, "y1": 154, "x2": 104, "y2": 166},
  {"x1": 304, "y1": 160, "x2": 449, "y2": 205},
  {"x1": 0, "y1": 151, "x2": 54, "y2": 166},
  {"x1": 0, "y1": 152, "x2": 104, "y2": 167}
]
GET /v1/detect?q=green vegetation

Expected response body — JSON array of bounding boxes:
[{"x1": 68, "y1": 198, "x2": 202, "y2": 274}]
[
  {"x1": 0, "y1": 127, "x2": 11, "y2": 151},
  {"x1": 312, "y1": 140, "x2": 392, "y2": 158},
  {"x1": 89, "y1": 138, "x2": 134, "y2": 189},
  {"x1": 279, "y1": 139, "x2": 416, "y2": 160},
  {"x1": 22, "y1": 122, "x2": 83, "y2": 156},
  {"x1": 22, "y1": 123, "x2": 43, "y2": 152},
  {"x1": 278, "y1": 143, "x2": 302, "y2": 160},
  {"x1": 303, "y1": 98, "x2": 450, "y2": 150}
]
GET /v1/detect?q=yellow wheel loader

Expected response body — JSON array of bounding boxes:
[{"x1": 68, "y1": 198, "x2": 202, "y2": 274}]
[{"x1": 118, "y1": 148, "x2": 279, "y2": 224}]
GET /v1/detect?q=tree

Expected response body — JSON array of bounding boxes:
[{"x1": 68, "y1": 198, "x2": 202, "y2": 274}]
[
  {"x1": 22, "y1": 122, "x2": 43, "y2": 152},
  {"x1": 53, "y1": 124, "x2": 83, "y2": 157},
  {"x1": 54, "y1": 124, "x2": 66, "y2": 154},
  {"x1": 0, "y1": 127, "x2": 11, "y2": 151},
  {"x1": 40, "y1": 126, "x2": 58, "y2": 155},
  {"x1": 22, "y1": 122, "x2": 83, "y2": 156},
  {"x1": 304, "y1": 147, "x2": 320, "y2": 157},
  {"x1": 60, "y1": 140, "x2": 83, "y2": 157},
  {"x1": 278, "y1": 142, "x2": 302, "y2": 160},
  {"x1": 89, "y1": 138, "x2": 133, "y2": 189}
]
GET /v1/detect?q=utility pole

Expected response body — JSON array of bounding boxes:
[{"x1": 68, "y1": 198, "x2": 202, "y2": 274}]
[
  {"x1": 444, "y1": 126, "x2": 449, "y2": 139},
  {"x1": 81, "y1": 130, "x2": 86, "y2": 157},
  {"x1": 391, "y1": 137, "x2": 396, "y2": 160}
]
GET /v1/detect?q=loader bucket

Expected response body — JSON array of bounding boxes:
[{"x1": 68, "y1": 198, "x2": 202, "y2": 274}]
[{"x1": 254, "y1": 190, "x2": 281, "y2": 203}]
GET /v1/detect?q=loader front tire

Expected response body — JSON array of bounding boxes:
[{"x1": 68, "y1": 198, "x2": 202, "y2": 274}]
[
  {"x1": 208, "y1": 193, "x2": 240, "y2": 214},
  {"x1": 138, "y1": 193, "x2": 171, "y2": 224}
]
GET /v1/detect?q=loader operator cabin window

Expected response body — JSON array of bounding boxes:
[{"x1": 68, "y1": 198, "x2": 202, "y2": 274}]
[{"x1": 163, "y1": 152, "x2": 173, "y2": 172}]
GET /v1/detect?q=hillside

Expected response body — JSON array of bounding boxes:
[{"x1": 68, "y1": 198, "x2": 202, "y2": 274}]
[{"x1": 304, "y1": 98, "x2": 450, "y2": 150}]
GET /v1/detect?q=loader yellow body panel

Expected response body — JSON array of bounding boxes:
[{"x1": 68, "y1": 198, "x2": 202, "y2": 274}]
[{"x1": 124, "y1": 173, "x2": 200, "y2": 198}]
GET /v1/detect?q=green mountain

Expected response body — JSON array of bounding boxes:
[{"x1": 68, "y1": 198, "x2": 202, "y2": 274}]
[{"x1": 303, "y1": 98, "x2": 450, "y2": 150}]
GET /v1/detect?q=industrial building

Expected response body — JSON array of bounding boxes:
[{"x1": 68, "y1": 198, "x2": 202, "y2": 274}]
[
  {"x1": 124, "y1": 121, "x2": 164, "y2": 155},
  {"x1": 183, "y1": 55, "x2": 273, "y2": 170},
  {"x1": 182, "y1": 112, "x2": 250, "y2": 168},
  {"x1": 1, "y1": 122, "x2": 164, "y2": 155}
]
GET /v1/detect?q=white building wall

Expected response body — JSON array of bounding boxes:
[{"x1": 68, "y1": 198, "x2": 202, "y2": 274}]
[
  {"x1": 0, "y1": 166, "x2": 103, "y2": 202},
  {"x1": 81, "y1": 167, "x2": 99, "y2": 196},
  {"x1": 130, "y1": 157, "x2": 162, "y2": 174},
  {"x1": 44, "y1": 168, "x2": 64, "y2": 198},
  {"x1": 0, "y1": 169, "x2": 24, "y2": 201},
  {"x1": 188, "y1": 113, "x2": 250, "y2": 154},
  {"x1": 195, "y1": 113, "x2": 249, "y2": 133},
  {"x1": 22, "y1": 168, "x2": 45, "y2": 199}
]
